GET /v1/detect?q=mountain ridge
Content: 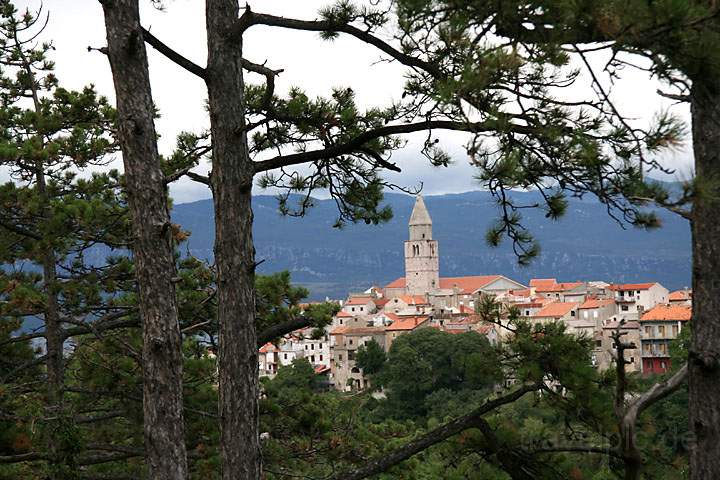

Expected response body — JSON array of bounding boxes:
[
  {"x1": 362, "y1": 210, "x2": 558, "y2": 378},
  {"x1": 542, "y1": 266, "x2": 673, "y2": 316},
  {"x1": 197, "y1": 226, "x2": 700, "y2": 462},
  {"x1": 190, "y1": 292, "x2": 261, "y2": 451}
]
[{"x1": 172, "y1": 189, "x2": 691, "y2": 300}]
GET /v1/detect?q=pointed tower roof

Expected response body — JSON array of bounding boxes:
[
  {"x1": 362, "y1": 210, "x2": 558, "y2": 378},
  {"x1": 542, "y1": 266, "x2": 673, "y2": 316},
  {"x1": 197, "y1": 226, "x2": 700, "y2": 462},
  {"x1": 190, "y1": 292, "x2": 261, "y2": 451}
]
[{"x1": 409, "y1": 195, "x2": 432, "y2": 226}]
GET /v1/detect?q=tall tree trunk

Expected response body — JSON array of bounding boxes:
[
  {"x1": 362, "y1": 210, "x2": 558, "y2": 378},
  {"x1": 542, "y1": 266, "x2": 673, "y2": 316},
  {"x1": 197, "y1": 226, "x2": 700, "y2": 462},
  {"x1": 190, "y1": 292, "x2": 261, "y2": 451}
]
[
  {"x1": 22, "y1": 49, "x2": 68, "y2": 476},
  {"x1": 689, "y1": 78, "x2": 720, "y2": 480},
  {"x1": 205, "y1": 1, "x2": 261, "y2": 478},
  {"x1": 100, "y1": 1, "x2": 188, "y2": 478},
  {"x1": 38, "y1": 175, "x2": 67, "y2": 479}
]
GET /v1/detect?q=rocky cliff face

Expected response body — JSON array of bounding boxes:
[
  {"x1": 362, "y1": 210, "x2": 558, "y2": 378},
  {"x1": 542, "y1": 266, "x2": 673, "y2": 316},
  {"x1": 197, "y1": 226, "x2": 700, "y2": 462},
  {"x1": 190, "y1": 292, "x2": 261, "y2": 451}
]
[{"x1": 173, "y1": 190, "x2": 691, "y2": 300}]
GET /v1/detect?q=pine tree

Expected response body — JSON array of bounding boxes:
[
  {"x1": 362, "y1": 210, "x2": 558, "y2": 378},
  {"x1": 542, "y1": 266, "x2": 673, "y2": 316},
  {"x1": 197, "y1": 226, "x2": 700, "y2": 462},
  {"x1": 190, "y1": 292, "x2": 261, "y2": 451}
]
[
  {"x1": 97, "y1": 1, "x2": 689, "y2": 478},
  {"x1": 0, "y1": 2, "x2": 133, "y2": 477}
]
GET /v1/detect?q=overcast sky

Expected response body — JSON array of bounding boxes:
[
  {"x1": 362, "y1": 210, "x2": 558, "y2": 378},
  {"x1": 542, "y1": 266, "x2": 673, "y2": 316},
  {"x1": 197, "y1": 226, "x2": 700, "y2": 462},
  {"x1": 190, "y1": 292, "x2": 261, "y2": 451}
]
[{"x1": 12, "y1": 0, "x2": 695, "y2": 203}]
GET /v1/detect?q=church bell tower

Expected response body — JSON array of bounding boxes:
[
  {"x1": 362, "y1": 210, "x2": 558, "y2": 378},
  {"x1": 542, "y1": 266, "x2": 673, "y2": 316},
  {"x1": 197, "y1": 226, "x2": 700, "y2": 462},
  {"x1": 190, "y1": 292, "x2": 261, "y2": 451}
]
[{"x1": 404, "y1": 195, "x2": 440, "y2": 295}]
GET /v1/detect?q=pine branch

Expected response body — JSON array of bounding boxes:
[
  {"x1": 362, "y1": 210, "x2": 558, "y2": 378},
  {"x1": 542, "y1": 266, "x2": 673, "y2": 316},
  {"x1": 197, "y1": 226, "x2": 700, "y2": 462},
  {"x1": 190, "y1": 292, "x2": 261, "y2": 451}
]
[
  {"x1": 327, "y1": 383, "x2": 540, "y2": 480},
  {"x1": 253, "y1": 119, "x2": 536, "y2": 173}
]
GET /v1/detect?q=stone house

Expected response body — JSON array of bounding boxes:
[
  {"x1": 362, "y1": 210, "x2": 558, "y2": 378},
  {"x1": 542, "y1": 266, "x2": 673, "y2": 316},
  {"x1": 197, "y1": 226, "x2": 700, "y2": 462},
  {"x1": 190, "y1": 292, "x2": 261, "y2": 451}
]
[
  {"x1": 639, "y1": 304, "x2": 691, "y2": 374},
  {"x1": 329, "y1": 326, "x2": 386, "y2": 391},
  {"x1": 596, "y1": 321, "x2": 642, "y2": 373}
]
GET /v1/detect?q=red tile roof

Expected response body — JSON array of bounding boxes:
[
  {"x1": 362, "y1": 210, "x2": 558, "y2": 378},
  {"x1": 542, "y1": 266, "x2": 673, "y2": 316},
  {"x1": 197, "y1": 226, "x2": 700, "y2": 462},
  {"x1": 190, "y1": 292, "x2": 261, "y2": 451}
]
[
  {"x1": 641, "y1": 304, "x2": 692, "y2": 322},
  {"x1": 533, "y1": 302, "x2": 580, "y2": 318},
  {"x1": 314, "y1": 365, "x2": 330, "y2": 374},
  {"x1": 345, "y1": 296, "x2": 374, "y2": 306},
  {"x1": 609, "y1": 283, "x2": 657, "y2": 291},
  {"x1": 386, "y1": 315, "x2": 430, "y2": 331},
  {"x1": 259, "y1": 342, "x2": 276, "y2": 353},
  {"x1": 530, "y1": 278, "x2": 557, "y2": 287},
  {"x1": 373, "y1": 297, "x2": 390, "y2": 308},
  {"x1": 669, "y1": 290, "x2": 692, "y2": 301},
  {"x1": 385, "y1": 275, "x2": 506, "y2": 294},
  {"x1": 510, "y1": 288, "x2": 533, "y2": 297},
  {"x1": 398, "y1": 295, "x2": 429, "y2": 305},
  {"x1": 579, "y1": 298, "x2": 615, "y2": 309},
  {"x1": 335, "y1": 310, "x2": 354, "y2": 318},
  {"x1": 535, "y1": 282, "x2": 584, "y2": 293}
]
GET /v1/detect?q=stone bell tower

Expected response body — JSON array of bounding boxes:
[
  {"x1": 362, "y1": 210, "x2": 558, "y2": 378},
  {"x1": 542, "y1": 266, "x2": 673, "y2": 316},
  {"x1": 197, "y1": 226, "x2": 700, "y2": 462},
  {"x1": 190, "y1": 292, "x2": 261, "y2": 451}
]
[{"x1": 404, "y1": 195, "x2": 440, "y2": 295}]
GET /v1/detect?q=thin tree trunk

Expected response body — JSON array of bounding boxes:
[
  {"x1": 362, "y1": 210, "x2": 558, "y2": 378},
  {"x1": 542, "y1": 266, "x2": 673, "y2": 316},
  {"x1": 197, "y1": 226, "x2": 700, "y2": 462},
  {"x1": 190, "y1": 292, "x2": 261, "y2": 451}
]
[
  {"x1": 100, "y1": 1, "x2": 188, "y2": 478},
  {"x1": 205, "y1": 1, "x2": 261, "y2": 478},
  {"x1": 19, "y1": 40, "x2": 68, "y2": 475},
  {"x1": 38, "y1": 178, "x2": 67, "y2": 479},
  {"x1": 689, "y1": 79, "x2": 720, "y2": 480}
]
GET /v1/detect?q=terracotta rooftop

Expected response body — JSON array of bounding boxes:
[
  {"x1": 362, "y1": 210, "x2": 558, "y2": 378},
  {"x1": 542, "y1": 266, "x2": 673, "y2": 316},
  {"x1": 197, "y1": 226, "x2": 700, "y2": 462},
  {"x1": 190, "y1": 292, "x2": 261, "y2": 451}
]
[
  {"x1": 535, "y1": 282, "x2": 584, "y2": 293},
  {"x1": 669, "y1": 290, "x2": 692, "y2": 301},
  {"x1": 641, "y1": 304, "x2": 692, "y2": 322},
  {"x1": 259, "y1": 342, "x2": 276, "y2": 353},
  {"x1": 386, "y1": 275, "x2": 508, "y2": 294},
  {"x1": 344, "y1": 296, "x2": 374, "y2": 306},
  {"x1": 579, "y1": 298, "x2": 616, "y2": 309},
  {"x1": 386, "y1": 315, "x2": 430, "y2": 331},
  {"x1": 533, "y1": 302, "x2": 580, "y2": 318},
  {"x1": 530, "y1": 278, "x2": 557, "y2": 287}
]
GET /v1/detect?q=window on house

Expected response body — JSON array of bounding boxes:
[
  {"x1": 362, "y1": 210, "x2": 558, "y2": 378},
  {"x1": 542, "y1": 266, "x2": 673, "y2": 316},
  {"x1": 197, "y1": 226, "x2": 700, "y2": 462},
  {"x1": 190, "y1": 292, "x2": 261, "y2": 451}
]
[
  {"x1": 658, "y1": 325, "x2": 665, "y2": 337},
  {"x1": 621, "y1": 305, "x2": 629, "y2": 311},
  {"x1": 338, "y1": 354, "x2": 343, "y2": 361},
  {"x1": 661, "y1": 361, "x2": 666, "y2": 370},
  {"x1": 305, "y1": 345, "x2": 308, "y2": 350},
  {"x1": 595, "y1": 340, "x2": 601, "y2": 347},
  {"x1": 525, "y1": 310, "x2": 530, "y2": 316},
  {"x1": 672, "y1": 325, "x2": 679, "y2": 337},
  {"x1": 348, "y1": 351, "x2": 355, "y2": 361},
  {"x1": 629, "y1": 357, "x2": 634, "y2": 364},
  {"x1": 311, "y1": 355, "x2": 315, "y2": 362},
  {"x1": 644, "y1": 344, "x2": 651, "y2": 353},
  {"x1": 339, "y1": 319, "x2": 343, "y2": 325},
  {"x1": 645, "y1": 326, "x2": 652, "y2": 336},
  {"x1": 583, "y1": 311, "x2": 588, "y2": 319},
  {"x1": 570, "y1": 311, "x2": 576, "y2": 317},
  {"x1": 320, "y1": 355, "x2": 323, "y2": 361},
  {"x1": 348, "y1": 339, "x2": 353, "y2": 345},
  {"x1": 351, "y1": 307, "x2": 355, "y2": 312},
  {"x1": 284, "y1": 354, "x2": 287, "y2": 360},
  {"x1": 593, "y1": 311, "x2": 598, "y2": 318},
  {"x1": 311, "y1": 343, "x2": 315, "y2": 350}
]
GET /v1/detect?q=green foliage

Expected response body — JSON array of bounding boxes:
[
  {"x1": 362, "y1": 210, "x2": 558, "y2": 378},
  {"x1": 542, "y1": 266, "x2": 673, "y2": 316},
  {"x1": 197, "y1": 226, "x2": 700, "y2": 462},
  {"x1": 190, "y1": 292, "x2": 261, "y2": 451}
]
[
  {"x1": 374, "y1": 328, "x2": 501, "y2": 418},
  {"x1": 355, "y1": 338, "x2": 386, "y2": 378}
]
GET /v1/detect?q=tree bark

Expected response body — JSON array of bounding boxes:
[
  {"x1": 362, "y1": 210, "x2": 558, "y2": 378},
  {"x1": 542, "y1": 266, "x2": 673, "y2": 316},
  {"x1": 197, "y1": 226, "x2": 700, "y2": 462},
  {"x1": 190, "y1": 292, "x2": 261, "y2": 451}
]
[
  {"x1": 689, "y1": 78, "x2": 720, "y2": 480},
  {"x1": 205, "y1": 1, "x2": 261, "y2": 478},
  {"x1": 100, "y1": 1, "x2": 188, "y2": 478}
]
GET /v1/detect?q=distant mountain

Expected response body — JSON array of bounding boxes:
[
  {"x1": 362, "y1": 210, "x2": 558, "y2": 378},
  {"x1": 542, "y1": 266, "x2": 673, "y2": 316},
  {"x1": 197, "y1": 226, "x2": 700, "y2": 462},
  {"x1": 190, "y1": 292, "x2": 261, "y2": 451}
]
[{"x1": 172, "y1": 190, "x2": 691, "y2": 301}]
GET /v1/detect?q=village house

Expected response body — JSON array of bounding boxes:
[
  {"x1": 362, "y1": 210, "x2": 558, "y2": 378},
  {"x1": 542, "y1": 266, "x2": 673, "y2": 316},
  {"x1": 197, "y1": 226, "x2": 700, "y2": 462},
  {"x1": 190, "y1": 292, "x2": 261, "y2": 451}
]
[
  {"x1": 342, "y1": 295, "x2": 377, "y2": 315},
  {"x1": 639, "y1": 304, "x2": 691, "y2": 374},
  {"x1": 329, "y1": 326, "x2": 386, "y2": 391},
  {"x1": 578, "y1": 298, "x2": 617, "y2": 329},
  {"x1": 528, "y1": 302, "x2": 581, "y2": 326},
  {"x1": 384, "y1": 313, "x2": 431, "y2": 349},
  {"x1": 383, "y1": 294, "x2": 432, "y2": 315},
  {"x1": 668, "y1": 289, "x2": 692, "y2": 306},
  {"x1": 596, "y1": 321, "x2": 642, "y2": 373},
  {"x1": 610, "y1": 282, "x2": 670, "y2": 321}
]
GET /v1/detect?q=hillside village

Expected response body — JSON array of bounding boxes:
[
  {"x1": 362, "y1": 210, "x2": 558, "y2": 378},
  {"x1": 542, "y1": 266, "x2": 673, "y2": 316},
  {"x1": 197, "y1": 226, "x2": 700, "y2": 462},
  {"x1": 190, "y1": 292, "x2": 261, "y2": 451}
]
[{"x1": 259, "y1": 195, "x2": 692, "y2": 391}]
